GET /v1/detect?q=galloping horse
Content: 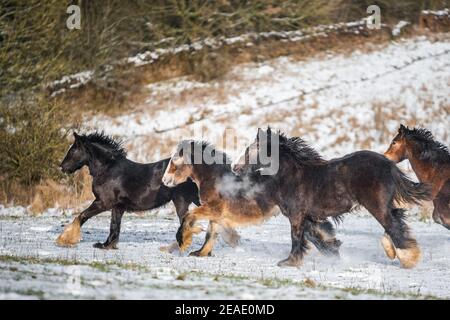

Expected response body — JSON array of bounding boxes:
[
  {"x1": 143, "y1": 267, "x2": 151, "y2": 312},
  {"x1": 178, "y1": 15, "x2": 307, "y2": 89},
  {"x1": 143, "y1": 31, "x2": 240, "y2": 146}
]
[
  {"x1": 162, "y1": 140, "x2": 342, "y2": 258},
  {"x1": 232, "y1": 128, "x2": 431, "y2": 268},
  {"x1": 56, "y1": 132, "x2": 202, "y2": 250},
  {"x1": 384, "y1": 124, "x2": 450, "y2": 229}
]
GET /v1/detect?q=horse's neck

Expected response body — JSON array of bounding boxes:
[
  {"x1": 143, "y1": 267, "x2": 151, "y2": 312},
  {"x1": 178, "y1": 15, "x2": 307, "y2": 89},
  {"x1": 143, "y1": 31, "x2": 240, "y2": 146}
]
[
  {"x1": 406, "y1": 143, "x2": 436, "y2": 183},
  {"x1": 191, "y1": 164, "x2": 219, "y2": 185},
  {"x1": 86, "y1": 145, "x2": 116, "y2": 178}
]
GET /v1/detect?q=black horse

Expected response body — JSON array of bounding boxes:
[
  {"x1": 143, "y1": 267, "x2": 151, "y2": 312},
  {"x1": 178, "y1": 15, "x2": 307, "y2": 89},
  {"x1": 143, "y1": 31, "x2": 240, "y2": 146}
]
[
  {"x1": 56, "y1": 131, "x2": 201, "y2": 250},
  {"x1": 232, "y1": 128, "x2": 431, "y2": 268}
]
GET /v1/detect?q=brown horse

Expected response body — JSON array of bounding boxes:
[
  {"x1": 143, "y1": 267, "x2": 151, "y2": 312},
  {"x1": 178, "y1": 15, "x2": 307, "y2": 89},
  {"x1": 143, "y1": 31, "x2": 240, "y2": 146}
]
[
  {"x1": 385, "y1": 125, "x2": 450, "y2": 229},
  {"x1": 162, "y1": 140, "x2": 342, "y2": 258},
  {"x1": 232, "y1": 128, "x2": 431, "y2": 268}
]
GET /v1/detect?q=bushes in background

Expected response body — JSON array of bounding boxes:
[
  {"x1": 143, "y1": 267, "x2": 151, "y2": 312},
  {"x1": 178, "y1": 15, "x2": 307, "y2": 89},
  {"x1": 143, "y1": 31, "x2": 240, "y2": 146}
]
[{"x1": 0, "y1": 96, "x2": 73, "y2": 187}]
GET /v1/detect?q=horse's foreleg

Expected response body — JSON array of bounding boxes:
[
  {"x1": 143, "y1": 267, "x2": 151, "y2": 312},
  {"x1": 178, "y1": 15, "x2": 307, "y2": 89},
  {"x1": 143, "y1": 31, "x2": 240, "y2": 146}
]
[
  {"x1": 176, "y1": 214, "x2": 201, "y2": 253},
  {"x1": 56, "y1": 200, "x2": 104, "y2": 247},
  {"x1": 93, "y1": 207, "x2": 124, "y2": 250},
  {"x1": 176, "y1": 206, "x2": 216, "y2": 253},
  {"x1": 160, "y1": 195, "x2": 192, "y2": 253},
  {"x1": 189, "y1": 221, "x2": 219, "y2": 257},
  {"x1": 432, "y1": 183, "x2": 450, "y2": 230},
  {"x1": 278, "y1": 215, "x2": 308, "y2": 267}
]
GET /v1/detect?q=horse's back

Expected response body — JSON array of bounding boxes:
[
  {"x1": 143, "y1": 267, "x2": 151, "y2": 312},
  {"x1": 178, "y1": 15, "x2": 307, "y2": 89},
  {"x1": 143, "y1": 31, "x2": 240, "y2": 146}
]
[
  {"x1": 325, "y1": 150, "x2": 395, "y2": 193},
  {"x1": 329, "y1": 150, "x2": 388, "y2": 165}
]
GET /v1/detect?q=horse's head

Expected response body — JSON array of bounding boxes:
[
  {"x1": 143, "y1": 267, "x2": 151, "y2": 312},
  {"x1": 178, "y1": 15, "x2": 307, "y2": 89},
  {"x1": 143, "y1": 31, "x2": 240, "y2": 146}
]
[
  {"x1": 60, "y1": 132, "x2": 89, "y2": 174},
  {"x1": 232, "y1": 127, "x2": 279, "y2": 176},
  {"x1": 384, "y1": 124, "x2": 408, "y2": 163},
  {"x1": 162, "y1": 140, "x2": 195, "y2": 187}
]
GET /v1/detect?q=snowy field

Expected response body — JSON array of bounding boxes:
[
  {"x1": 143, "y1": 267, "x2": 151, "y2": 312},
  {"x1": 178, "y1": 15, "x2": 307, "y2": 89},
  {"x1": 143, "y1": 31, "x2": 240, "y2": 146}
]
[
  {"x1": 0, "y1": 208, "x2": 449, "y2": 299},
  {"x1": 1, "y1": 33, "x2": 449, "y2": 299}
]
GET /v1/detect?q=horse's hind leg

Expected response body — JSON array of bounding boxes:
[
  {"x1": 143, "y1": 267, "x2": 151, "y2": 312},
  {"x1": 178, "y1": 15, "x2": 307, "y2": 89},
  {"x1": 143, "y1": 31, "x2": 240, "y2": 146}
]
[
  {"x1": 189, "y1": 222, "x2": 219, "y2": 257},
  {"x1": 381, "y1": 233, "x2": 396, "y2": 259},
  {"x1": 304, "y1": 219, "x2": 342, "y2": 257},
  {"x1": 93, "y1": 207, "x2": 125, "y2": 250},
  {"x1": 387, "y1": 208, "x2": 421, "y2": 268},
  {"x1": 371, "y1": 206, "x2": 421, "y2": 268},
  {"x1": 217, "y1": 225, "x2": 240, "y2": 248}
]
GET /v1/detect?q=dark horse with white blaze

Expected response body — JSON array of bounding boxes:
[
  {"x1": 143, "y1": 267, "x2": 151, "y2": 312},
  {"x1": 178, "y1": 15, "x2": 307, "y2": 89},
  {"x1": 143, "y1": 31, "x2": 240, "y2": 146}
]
[
  {"x1": 232, "y1": 128, "x2": 431, "y2": 268},
  {"x1": 56, "y1": 132, "x2": 202, "y2": 250},
  {"x1": 384, "y1": 125, "x2": 450, "y2": 229},
  {"x1": 162, "y1": 140, "x2": 342, "y2": 258}
]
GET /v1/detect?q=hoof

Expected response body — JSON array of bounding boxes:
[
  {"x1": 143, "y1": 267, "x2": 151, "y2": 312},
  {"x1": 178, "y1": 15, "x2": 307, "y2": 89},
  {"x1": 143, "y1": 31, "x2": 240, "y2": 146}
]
[
  {"x1": 93, "y1": 242, "x2": 118, "y2": 250},
  {"x1": 159, "y1": 242, "x2": 179, "y2": 253},
  {"x1": 277, "y1": 255, "x2": 302, "y2": 267},
  {"x1": 178, "y1": 237, "x2": 192, "y2": 253},
  {"x1": 381, "y1": 234, "x2": 397, "y2": 260},
  {"x1": 397, "y1": 246, "x2": 421, "y2": 269},
  {"x1": 55, "y1": 218, "x2": 81, "y2": 247},
  {"x1": 189, "y1": 250, "x2": 212, "y2": 257}
]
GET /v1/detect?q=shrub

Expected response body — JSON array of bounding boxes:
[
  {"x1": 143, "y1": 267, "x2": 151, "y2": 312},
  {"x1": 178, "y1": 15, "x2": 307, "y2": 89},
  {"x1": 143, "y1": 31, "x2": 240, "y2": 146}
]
[{"x1": 0, "y1": 96, "x2": 73, "y2": 187}]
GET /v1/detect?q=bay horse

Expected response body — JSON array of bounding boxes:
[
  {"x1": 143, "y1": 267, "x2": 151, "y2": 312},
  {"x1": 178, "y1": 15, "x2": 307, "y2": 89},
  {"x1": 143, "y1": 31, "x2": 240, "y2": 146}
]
[
  {"x1": 384, "y1": 124, "x2": 450, "y2": 229},
  {"x1": 56, "y1": 131, "x2": 204, "y2": 250},
  {"x1": 232, "y1": 128, "x2": 432, "y2": 268},
  {"x1": 162, "y1": 139, "x2": 342, "y2": 258}
]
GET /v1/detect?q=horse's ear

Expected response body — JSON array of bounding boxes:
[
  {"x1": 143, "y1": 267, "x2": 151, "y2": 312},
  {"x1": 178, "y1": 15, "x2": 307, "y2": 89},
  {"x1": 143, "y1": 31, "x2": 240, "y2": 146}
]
[
  {"x1": 399, "y1": 124, "x2": 407, "y2": 135},
  {"x1": 73, "y1": 132, "x2": 83, "y2": 143}
]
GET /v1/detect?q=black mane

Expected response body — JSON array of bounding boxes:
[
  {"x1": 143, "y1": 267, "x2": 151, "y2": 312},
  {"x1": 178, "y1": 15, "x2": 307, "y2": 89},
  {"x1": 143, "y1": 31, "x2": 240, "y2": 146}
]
[
  {"x1": 405, "y1": 127, "x2": 450, "y2": 164},
  {"x1": 82, "y1": 131, "x2": 127, "y2": 158},
  {"x1": 277, "y1": 132, "x2": 325, "y2": 166}
]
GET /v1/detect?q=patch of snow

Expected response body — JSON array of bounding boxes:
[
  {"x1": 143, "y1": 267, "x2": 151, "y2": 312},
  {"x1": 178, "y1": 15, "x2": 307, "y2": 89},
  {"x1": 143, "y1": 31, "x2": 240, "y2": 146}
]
[
  {"x1": 422, "y1": 8, "x2": 449, "y2": 17},
  {"x1": 0, "y1": 213, "x2": 448, "y2": 299},
  {"x1": 392, "y1": 21, "x2": 410, "y2": 36}
]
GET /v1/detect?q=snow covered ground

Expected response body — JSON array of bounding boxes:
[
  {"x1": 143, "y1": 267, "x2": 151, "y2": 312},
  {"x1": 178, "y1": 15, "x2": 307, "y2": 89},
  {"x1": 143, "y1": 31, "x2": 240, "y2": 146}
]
[
  {"x1": 0, "y1": 209, "x2": 448, "y2": 299},
  {"x1": 1, "y1": 34, "x2": 449, "y2": 299}
]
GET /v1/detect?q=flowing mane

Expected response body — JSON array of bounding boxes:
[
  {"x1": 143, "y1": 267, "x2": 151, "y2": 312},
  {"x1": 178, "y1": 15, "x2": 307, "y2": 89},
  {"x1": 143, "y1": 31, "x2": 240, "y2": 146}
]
[
  {"x1": 277, "y1": 132, "x2": 325, "y2": 166},
  {"x1": 177, "y1": 139, "x2": 232, "y2": 165},
  {"x1": 82, "y1": 131, "x2": 127, "y2": 158},
  {"x1": 405, "y1": 127, "x2": 450, "y2": 164}
]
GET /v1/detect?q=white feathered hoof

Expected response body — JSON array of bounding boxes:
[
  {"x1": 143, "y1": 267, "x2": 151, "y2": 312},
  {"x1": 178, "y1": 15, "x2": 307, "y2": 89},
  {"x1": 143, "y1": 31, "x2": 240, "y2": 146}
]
[
  {"x1": 381, "y1": 234, "x2": 396, "y2": 260},
  {"x1": 397, "y1": 246, "x2": 422, "y2": 269},
  {"x1": 55, "y1": 217, "x2": 81, "y2": 247}
]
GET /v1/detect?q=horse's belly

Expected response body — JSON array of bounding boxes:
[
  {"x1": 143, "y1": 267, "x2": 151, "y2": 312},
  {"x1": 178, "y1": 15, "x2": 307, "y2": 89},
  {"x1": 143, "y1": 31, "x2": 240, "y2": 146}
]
[{"x1": 220, "y1": 203, "x2": 277, "y2": 227}]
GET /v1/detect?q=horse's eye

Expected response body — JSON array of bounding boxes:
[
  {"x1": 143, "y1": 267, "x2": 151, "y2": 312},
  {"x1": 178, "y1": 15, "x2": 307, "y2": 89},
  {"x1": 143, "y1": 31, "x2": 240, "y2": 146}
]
[{"x1": 392, "y1": 141, "x2": 396, "y2": 146}]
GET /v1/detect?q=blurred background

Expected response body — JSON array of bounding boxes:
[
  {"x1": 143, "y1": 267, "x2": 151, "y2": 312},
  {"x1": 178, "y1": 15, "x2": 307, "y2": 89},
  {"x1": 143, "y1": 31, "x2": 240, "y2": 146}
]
[{"x1": 0, "y1": 0, "x2": 449, "y2": 214}]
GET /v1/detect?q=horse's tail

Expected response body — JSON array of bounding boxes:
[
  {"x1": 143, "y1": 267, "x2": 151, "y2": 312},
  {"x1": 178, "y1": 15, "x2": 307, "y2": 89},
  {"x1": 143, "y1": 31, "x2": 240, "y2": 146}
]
[{"x1": 391, "y1": 165, "x2": 432, "y2": 205}]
